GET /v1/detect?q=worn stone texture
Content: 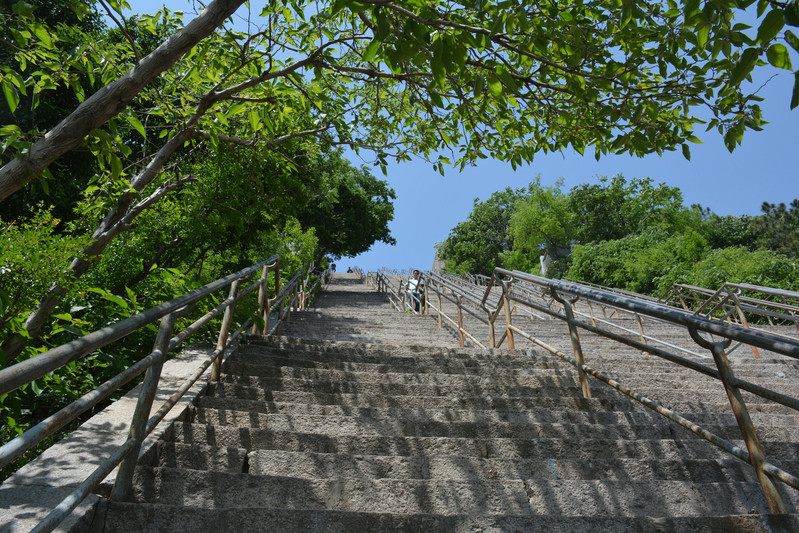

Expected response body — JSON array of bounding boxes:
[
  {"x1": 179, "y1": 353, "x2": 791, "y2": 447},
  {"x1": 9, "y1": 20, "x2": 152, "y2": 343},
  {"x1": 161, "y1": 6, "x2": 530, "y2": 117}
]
[{"x1": 5, "y1": 272, "x2": 799, "y2": 532}]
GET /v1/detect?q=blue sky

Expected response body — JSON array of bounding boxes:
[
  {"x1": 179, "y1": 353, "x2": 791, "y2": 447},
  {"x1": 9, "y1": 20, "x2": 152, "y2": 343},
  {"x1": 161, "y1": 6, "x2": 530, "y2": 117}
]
[{"x1": 125, "y1": 2, "x2": 798, "y2": 273}]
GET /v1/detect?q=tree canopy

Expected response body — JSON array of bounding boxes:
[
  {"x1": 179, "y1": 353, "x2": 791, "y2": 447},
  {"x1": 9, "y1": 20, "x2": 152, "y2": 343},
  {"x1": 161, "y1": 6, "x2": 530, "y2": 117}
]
[
  {"x1": 436, "y1": 187, "x2": 525, "y2": 275},
  {"x1": 438, "y1": 175, "x2": 798, "y2": 294},
  {"x1": 3, "y1": 0, "x2": 799, "y2": 203}
]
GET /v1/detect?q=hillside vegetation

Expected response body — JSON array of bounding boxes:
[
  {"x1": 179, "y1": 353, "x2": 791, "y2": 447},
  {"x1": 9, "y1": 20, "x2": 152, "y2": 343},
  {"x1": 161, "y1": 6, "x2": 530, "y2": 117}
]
[{"x1": 438, "y1": 176, "x2": 798, "y2": 296}]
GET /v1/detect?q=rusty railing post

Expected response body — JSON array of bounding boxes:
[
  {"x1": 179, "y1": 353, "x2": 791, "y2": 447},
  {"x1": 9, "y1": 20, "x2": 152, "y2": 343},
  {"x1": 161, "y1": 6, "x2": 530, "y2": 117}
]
[
  {"x1": 687, "y1": 327, "x2": 786, "y2": 514},
  {"x1": 551, "y1": 290, "x2": 591, "y2": 398},
  {"x1": 264, "y1": 264, "x2": 274, "y2": 336},
  {"x1": 587, "y1": 302, "x2": 596, "y2": 327},
  {"x1": 731, "y1": 293, "x2": 760, "y2": 358},
  {"x1": 501, "y1": 281, "x2": 515, "y2": 350},
  {"x1": 437, "y1": 288, "x2": 443, "y2": 328},
  {"x1": 457, "y1": 295, "x2": 465, "y2": 348},
  {"x1": 635, "y1": 313, "x2": 648, "y2": 347},
  {"x1": 488, "y1": 306, "x2": 496, "y2": 348},
  {"x1": 274, "y1": 262, "x2": 284, "y2": 335},
  {"x1": 211, "y1": 280, "x2": 240, "y2": 381},
  {"x1": 285, "y1": 274, "x2": 299, "y2": 323},
  {"x1": 252, "y1": 264, "x2": 270, "y2": 335},
  {"x1": 111, "y1": 313, "x2": 176, "y2": 501}
]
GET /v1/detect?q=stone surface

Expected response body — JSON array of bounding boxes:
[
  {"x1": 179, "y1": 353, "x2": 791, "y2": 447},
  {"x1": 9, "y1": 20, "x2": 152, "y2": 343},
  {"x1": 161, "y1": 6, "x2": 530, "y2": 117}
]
[
  {"x1": 0, "y1": 344, "x2": 217, "y2": 532},
  {"x1": 7, "y1": 273, "x2": 799, "y2": 532}
]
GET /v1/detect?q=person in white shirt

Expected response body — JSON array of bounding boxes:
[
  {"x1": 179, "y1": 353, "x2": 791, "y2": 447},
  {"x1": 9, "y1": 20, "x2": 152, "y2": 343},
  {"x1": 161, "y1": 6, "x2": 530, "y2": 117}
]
[{"x1": 402, "y1": 269, "x2": 424, "y2": 312}]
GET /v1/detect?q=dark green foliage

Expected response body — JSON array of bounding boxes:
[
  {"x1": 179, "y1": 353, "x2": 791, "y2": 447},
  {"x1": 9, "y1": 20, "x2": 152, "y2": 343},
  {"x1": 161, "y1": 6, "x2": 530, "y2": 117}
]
[
  {"x1": 0, "y1": 206, "x2": 91, "y2": 349},
  {"x1": 0, "y1": 0, "x2": 105, "y2": 223},
  {"x1": 685, "y1": 247, "x2": 799, "y2": 291},
  {"x1": 691, "y1": 205, "x2": 758, "y2": 250},
  {"x1": 568, "y1": 227, "x2": 709, "y2": 294},
  {"x1": 569, "y1": 176, "x2": 686, "y2": 242},
  {"x1": 439, "y1": 177, "x2": 798, "y2": 298},
  {"x1": 297, "y1": 154, "x2": 396, "y2": 260},
  {"x1": 751, "y1": 199, "x2": 799, "y2": 258},
  {"x1": 438, "y1": 187, "x2": 525, "y2": 275}
]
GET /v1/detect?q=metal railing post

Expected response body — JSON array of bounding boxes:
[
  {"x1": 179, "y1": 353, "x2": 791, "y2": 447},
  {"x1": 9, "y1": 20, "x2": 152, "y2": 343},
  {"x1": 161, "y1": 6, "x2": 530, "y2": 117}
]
[
  {"x1": 288, "y1": 274, "x2": 301, "y2": 321},
  {"x1": 687, "y1": 328, "x2": 787, "y2": 514},
  {"x1": 731, "y1": 294, "x2": 761, "y2": 358},
  {"x1": 211, "y1": 280, "x2": 240, "y2": 381},
  {"x1": 501, "y1": 281, "x2": 515, "y2": 350},
  {"x1": 635, "y1": 313, "x2": 648, "y2": 347},
  {"x1": 551, "y1": 290, "x2": 591, "y2": 398},
  {"x1": 437, "y1": 288, "x2": 443, "y2": 328},
  {"x1": 252, "y1": 264, "x2": 269, "y2": 335},
  {"x1": 111, "y1": 313, "x2": 176, "y2": 501},
  {"x1": 275, "y1": 262, "x2": 284, "y2": 335},
  {"x1": 264, "y1": 265, "x2": 273, "y2": 336},
  {"x1": 488, "y1": 307, "x2": 496, "y2": 348},
  {"x1": 457, "y1": 296, "x2": 465, "y2": 348}
]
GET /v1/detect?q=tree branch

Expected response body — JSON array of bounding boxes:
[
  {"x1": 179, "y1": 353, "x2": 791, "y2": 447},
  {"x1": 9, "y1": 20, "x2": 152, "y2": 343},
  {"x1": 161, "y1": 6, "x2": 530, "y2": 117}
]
[{"x1": 0, "y1": 0, "x2": 246, "y2": 203}]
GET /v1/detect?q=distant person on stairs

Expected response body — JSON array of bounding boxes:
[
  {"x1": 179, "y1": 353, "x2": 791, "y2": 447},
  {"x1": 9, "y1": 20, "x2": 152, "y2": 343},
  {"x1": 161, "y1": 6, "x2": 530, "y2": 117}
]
[{"x1": 401, "y1": 269, "x2": 424, "y2": 312}]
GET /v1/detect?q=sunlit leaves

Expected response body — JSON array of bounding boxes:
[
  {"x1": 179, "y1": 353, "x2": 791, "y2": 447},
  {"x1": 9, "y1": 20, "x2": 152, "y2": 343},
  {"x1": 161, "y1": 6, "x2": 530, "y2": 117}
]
[
  {"x1": 3, "y1": 0, "x2": 799, "y2": 203},
  {"x1": 767, "y1": 43, "x2": 793, "y2": 69},
  {"x1": 1, "y1": 79, "x2": 20, "y2": 114}
]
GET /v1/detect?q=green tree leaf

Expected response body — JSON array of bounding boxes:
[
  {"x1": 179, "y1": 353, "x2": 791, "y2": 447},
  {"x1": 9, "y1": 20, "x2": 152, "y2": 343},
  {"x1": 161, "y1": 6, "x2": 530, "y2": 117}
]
[
  {"x1": 1, "y1": 80, "x2": 19, "y2": 114},
  {"x1": 785, "y1": 0, "x2": 799, "y2": 27},
  {"x1": 730, "y1": 48, "x2": 759, "y2": 84},
  {"x1": 31, "y1": 22, "x2": 53, "y2": 48},
  {"x1": 757, "y1": 9, "x2": 785, "y2": 43},
  {"x1": 487, "y1": 76, "x2": 503, "y2": 98},
  {"x1": 792, "y1": 71, "x2": 799, "y2": 109},
  {"x1": 362, "y1": 39, "x2": 380, "y2": 62},
  {"x1": 127, "y1": 114, "x2": 146, "y2": 139},
  {"x1": 785, "y1": 30, "x2": 799, "y2": 52}
]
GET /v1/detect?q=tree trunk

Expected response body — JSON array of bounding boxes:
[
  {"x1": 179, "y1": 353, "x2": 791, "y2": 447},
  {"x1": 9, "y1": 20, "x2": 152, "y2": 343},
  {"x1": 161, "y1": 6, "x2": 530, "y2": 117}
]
[{"x1": 0, "y1": 0, "x2": 246, "y2": 203}]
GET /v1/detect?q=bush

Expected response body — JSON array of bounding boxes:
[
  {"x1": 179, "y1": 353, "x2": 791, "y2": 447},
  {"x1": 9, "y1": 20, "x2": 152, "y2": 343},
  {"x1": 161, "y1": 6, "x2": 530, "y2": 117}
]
[{"x1": 684, "y1": 247, "x2": 799, "y2": 291}]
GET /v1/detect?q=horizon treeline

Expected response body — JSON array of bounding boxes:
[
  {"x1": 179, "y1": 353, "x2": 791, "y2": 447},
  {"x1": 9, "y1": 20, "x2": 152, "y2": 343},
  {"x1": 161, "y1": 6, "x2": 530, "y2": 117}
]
[{"x1": 437, "y1": 176, "x2": 798, "y2": 296}]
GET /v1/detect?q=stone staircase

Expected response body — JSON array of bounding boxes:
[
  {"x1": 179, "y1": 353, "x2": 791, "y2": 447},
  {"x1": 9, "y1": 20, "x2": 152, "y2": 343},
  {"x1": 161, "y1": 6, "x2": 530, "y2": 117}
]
[{"x1": 90, "y1": 273, "x2": 799, "y2": 532}]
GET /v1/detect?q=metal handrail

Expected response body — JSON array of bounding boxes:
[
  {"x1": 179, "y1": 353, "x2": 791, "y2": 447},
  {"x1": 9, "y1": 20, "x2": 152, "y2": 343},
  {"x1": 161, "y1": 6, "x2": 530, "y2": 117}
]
[
  {"x1": 660, "y1": 282, "x2": 799, "y2": 331},
  {"x1": 372, "y1": 266, "x2": 799, "y2": 514},
  {"x1": 0, "y1": 255, "x2": 329, "y2": 533}
]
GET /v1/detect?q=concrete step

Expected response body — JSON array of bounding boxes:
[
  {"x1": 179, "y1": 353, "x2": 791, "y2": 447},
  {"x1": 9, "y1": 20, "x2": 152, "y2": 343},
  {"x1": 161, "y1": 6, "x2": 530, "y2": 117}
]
[
  {"x1": 214, "y1": 373, "x2": 587, "y2": 398},
  {"x1": 98, "y1": 501, "x2": 796, "y2": 533},
  {"x1": 245, "y1": 449, "x2": 777, "y2": 484},
  {"x1": 196, "y1": 396, "x2": 799, "y2": 430},
  {"x1": 213, "y1": 373, "x2": 786, "y2": 411},
  {"x1": 167, "y1": 422, "x2": 799, "y2": 462},
  {"x1": 129, "y1": 466, "x2": 799, "y2": 516},
  {"x1": 227, "y1": 350, "x2": 565, "y2": 375},
  {"x1": 131, "y1": 466, "x2": 532, "y2": 515},
  {"x1": 221, "y1": 358, "x2": 799, "y2": 398},
  {"x1": 138, "y1": 441, "x2": 248, "y2": 473},
  {"x1": 190, "y1": 406, "x2": 799, "y2": 443},
  {"x1": 239, "y1": 336, "x2": 799, "y2": 379},
  {"x1": 240, "y1": 337, "x2": 540, "y2": 365},
  {"x1": 204, "y1": 382, "x2": 795, "y2": 416}
]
